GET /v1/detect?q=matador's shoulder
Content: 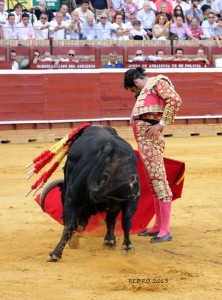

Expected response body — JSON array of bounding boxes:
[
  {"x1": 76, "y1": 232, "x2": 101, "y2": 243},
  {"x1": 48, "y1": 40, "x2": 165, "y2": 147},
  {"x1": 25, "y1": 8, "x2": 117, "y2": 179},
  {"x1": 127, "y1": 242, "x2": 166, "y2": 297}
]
[{"x1": 144, "y1": 75, "x2": 175, "y2": 91}]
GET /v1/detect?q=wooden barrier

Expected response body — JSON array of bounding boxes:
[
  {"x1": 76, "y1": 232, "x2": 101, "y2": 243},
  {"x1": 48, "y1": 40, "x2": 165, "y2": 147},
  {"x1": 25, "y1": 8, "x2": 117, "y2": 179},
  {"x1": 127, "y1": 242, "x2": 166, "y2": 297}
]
[{"x1": 0, "y1": 69, "x2": 222, "y2": 142}]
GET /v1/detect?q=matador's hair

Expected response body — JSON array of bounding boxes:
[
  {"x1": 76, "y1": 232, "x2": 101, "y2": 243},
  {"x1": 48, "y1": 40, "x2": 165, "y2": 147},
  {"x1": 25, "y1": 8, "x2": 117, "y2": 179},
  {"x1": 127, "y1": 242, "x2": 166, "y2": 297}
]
[{"x1": 123, "y1": 67, "x2": 147, "y2": 89}]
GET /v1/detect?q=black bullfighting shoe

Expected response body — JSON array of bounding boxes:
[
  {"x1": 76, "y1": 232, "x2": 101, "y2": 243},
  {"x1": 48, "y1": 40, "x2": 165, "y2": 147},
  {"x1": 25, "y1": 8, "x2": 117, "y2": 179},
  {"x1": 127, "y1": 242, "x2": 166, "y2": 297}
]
[
  {"x1": 150, "y1": 232, "x2": 173, "y2": 243},
  {"x1": 138, "y1": 229, "x2": 159, "y2": 237}
]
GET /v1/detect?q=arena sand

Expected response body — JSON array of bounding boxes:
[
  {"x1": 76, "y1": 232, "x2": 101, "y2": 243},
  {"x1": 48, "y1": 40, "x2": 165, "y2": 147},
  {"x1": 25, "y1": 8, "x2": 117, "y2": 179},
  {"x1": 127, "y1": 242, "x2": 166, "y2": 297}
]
[{"x1": 0, "y1": 136, "x2": 222, "y2": 300}]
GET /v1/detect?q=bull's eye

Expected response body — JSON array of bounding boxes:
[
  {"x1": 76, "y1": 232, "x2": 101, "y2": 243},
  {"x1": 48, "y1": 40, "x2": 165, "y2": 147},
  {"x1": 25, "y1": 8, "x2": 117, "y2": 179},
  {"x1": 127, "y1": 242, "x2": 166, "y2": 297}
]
[{"x1": 100, "y1": 174, "x2": 109, "y2": 186}]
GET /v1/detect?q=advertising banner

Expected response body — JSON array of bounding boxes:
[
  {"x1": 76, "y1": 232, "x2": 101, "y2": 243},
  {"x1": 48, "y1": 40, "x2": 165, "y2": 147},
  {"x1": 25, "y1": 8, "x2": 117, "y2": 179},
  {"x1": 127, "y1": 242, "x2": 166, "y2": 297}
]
[{"x1": 8, "y1": 0, "x2": 60, "y2": 10}]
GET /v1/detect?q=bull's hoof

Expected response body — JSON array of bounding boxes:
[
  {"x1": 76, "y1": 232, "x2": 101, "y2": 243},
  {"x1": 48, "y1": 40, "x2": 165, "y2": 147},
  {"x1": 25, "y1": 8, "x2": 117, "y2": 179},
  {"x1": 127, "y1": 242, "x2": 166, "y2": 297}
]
[
  {"x1": 68, "y1": 233, "x2": 82, "y2": 249},
  {"x1": 103, "y1": 239, "x2": 116, "y2": 249},
  {"x1": 46, "y1": 253, "x2": 61, "y2": 262},
  {"x1": 121, "y1": 244, "x2": 134, "y2": 253}
]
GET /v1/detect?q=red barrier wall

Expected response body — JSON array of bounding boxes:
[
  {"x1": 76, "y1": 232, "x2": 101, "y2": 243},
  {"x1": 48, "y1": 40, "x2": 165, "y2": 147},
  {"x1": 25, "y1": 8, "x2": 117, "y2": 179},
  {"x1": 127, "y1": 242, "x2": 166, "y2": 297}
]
[{"x1": 0, "y1": 70, "x2": 221, "y2": 123}]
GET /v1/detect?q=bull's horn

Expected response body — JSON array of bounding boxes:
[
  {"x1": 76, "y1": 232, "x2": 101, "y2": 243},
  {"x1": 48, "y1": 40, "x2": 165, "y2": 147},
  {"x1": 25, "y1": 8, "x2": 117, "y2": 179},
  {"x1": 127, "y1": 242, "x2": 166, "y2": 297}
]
[{"x1": 40, "y1": 179, "x2": 64, "y2": 212}]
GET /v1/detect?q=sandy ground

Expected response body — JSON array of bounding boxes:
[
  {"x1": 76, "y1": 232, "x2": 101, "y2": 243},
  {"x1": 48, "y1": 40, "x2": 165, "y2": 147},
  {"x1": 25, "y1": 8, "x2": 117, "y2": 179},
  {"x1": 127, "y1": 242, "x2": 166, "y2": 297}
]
[{"x1": 0, "y1": 135, "x2": 222, "y2": 300}]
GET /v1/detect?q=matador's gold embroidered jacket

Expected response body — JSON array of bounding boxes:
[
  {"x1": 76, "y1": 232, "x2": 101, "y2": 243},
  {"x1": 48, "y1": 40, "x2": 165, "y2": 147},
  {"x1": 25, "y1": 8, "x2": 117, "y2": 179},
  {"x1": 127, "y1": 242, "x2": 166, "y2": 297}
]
[{"x1": 132, "y1": 75, "x2": 182, "y2": 124}]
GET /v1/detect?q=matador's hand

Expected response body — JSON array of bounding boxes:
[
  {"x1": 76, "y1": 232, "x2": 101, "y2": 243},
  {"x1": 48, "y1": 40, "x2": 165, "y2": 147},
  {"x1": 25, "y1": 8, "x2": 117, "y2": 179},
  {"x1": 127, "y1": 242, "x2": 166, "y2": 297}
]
[{"x1": 146, "y1": 123, "x2": 164, "y2": 139}]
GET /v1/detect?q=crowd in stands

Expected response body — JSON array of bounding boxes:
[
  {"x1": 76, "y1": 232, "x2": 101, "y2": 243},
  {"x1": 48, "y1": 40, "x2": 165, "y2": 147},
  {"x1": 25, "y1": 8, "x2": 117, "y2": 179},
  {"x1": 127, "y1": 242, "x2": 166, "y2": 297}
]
[{"x1": 0, "y1": 0, "x2": 221, "y2": 45}]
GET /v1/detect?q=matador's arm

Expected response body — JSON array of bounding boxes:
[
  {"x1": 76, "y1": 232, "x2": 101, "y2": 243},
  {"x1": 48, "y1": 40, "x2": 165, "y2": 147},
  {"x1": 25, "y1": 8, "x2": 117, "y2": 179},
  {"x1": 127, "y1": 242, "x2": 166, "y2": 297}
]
[{"x1": 154, "y1": 79, "x2": 182, "y2": 126}]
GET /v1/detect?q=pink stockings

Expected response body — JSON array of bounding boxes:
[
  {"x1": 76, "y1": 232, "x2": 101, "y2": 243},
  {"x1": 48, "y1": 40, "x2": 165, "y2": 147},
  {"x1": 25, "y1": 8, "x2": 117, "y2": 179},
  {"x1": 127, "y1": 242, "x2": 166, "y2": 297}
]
[{"x1": 148, "y1": 197, "x2": 172, "y2": 237}]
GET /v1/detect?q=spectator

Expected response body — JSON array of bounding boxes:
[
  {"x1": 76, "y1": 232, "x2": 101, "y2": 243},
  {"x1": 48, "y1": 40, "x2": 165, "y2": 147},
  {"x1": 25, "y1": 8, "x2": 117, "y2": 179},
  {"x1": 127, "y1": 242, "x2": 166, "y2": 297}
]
[
  {"x1": 103, "y1": 51, "x2": 123, "y2": 68},
  {"x1": 174, "y1": 47, "x2": 192, "y2": 61},
  {"x1": 59, "y1": 49, "x2": 79, "y2": 63},
  {"x1": 0, "y1": 0, "x2": 8, "y2": 27},
  {"x1": 10, "y1": 50, "x2": 19, "y2": 70},
  {"x1": 41, "y1": 50, "x2": 53, "y2": 62},
  {"x1": 110, "y1": 0, "x2": 124, "y2": 21},
  {"x1": 152, "y1": 13, "x2": 170, "y2": 40},
  {"x1": 214, "y1": 17, "x2": 222, "y2": 47},
  {"x1": 3, "y1": 13, "x2": 19, "y2": 40},
  {"x1": 155, "y1": 49, "x2": 174, "y2": 60},
  {"x1": 201, "y1": 4, "x2": 211, "y2": 20},
  {"x1": 17, "y1": 13, "x2": 35, "y2": 40},
  {"x1": 131, "y1": 49, "x2": 146, "y2": 61},
  {"x1": 137, "y1": 1, "x2": 156, "y2": 37},
  {"x1": 172, "y1": 0, "x2": 190, "y2": 14},
  {"x1": 81, "y1": 55, "x2": 91, "y2": 61},
  {"x1": 49, "y1": 12, "x2": 70, "y2": 40},
  {"x1": 200, "y1": 0, "x2": 220, "y2": 15},
  {"x1": 130, "y1": 20, "x2": 150, "y2": 39},
  {"x1": 172, "y1": 5, "x2": 187, "y2": 23},
  {"x1": 157, "y1": 2, "x2": 172, "y2": 22},
  {"x1": 11, "y1": 3, "x2": 23, "y2": 24},
  {"x1": 31, "y1": 1, "x2": 54, "y2": 22},
  {"x1": 68, "y1": 11, "x2": 82, "y2": 40},
  {"x1": 82, "y1": 13, "x2": 97, "y2": 40},
  {"x1": 125, "y1": 14, "x2": 137, "y2": 30},
  {"x1": 32, "y1": 49, "x2": 41, "y2": 64},
  {"x1": 192, "y1": 47, "x2": 210, "y2": 65},
  {"x1": 74, "y1": 0, "x2": 94, "y2": 23},
  {"x1": 201, "y1": 11, "x2": 216, "y2": 39},
  {"x1": 120, "y1": 0, "x2": 138, "y2": 23},
  {"x1": 33, "y1": 13, "x2": 50, "y2": 40},
  {"x1": 89, "y1": 0, "x2": 112, "y2": 22},
  {"x1": 185, "y1": 0, "x2": 203, "y2": 25},
  {"x1": 59, "y1": 4, "x2": 71, "y2": 24},
  {"x1": 147, "y1": 49, "x2": 174, "y2": 61},
  {"x1": 111, "y1": 12, "x2": 130, "y2": 40},
  {"x1": 155, "y1": 0, "x2": 173, "y2": 14},
  {"x1": 9, "y1": 49, "x2": 29, "y2": 69},
  {"x1": 189, "y1": 17, "x2": 203, "y2": 39},
  {"x1": 170, "y1": 15, "x2": 194, "y2": 39},
  {"x1": 137, "y1": 0, "x2": 157, "y2": 13},
  {"x1": 96, "y1": 12, "x2": 112, "y2": 40}
]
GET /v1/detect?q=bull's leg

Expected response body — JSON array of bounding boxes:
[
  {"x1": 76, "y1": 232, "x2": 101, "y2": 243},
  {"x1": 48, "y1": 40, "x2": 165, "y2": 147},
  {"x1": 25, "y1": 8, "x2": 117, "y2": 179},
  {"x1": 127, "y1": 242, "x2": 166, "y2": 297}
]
[
  {"x1": 46, "y1": 224, "x2": 75, "y2": 262},
  {"x1": 121, "y1": 200, "x2": 138, "y2": 252},
  {"x1": 104, "y1": 210, "x2": 120, "y2": 248},
  {"x1": 47, "y1": 203, "x2": 79, "y2": 262}
]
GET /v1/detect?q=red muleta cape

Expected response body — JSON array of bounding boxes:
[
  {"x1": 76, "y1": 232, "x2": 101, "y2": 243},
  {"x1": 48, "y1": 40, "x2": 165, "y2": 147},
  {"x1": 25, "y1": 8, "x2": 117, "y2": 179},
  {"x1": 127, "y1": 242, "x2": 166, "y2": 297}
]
[{"x1": 35, "y1": 150, "x2": 185, "y2": 234}]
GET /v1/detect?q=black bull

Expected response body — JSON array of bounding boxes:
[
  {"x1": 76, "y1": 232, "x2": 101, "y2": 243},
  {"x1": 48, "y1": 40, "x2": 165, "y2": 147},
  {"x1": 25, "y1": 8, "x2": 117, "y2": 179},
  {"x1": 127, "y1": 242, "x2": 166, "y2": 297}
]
[{"x1": 46, "y1": 125, "x2": 140, "y2": 262}]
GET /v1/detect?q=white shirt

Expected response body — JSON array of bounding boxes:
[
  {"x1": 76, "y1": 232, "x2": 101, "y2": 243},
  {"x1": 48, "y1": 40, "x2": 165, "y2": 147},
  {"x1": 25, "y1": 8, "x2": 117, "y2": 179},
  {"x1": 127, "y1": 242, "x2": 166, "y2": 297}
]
[
  {"x1": 74, "y1": 7, "x2": 94, "y2": 23},
  {"x1": 0, "y1": 11, "x2": 8, "y2": 26},
  {"x1": 82, "y1": 21, "x2": 97, "y2": 40},
  {"x1": 215, "y1": 57, "x2": 222, "y2": 67},
  {"x1": 200, "y1": 0, "x2": 220, "y2": 14},
  {"x1": 11, "y1": 11, "x2": 22, "y2": 24},
  {"x1": 96, "y1": 22, "x2": 112, "y2": 40},
  {"x1": 17, "y1": 22, "x2": 35, "y2": 40},
  {"x1": 49, "y1": 20, "x2": 69, "y2": 40},
  {"x1": 201, "y1": 20, "x2": 216, "y2": 38},
  {"x1": 136, "y1": 9, "x2": 156, "y2": 29},
  {"x1": 111, "y1": 23, "x2": 130, "y2": 40},
  {"x1": 34, "y1": 20, "x2": 49, "y2": 40},
  {"x1": 3, "y1": 22, "x2": 19, "y2": 39},
  {"x1": 134, "y1": 0, "x2": 157, "y2": 11},
  {"x1": 12, "y1": 60, "x2": 19, "y2": 70},
  {"x1": 111, "y1": 0, "x2": 124, "y2": 10},
  {"x1": 130, "y1": 28, "x2": 147, "y2": 39}
]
